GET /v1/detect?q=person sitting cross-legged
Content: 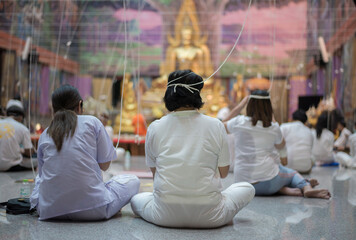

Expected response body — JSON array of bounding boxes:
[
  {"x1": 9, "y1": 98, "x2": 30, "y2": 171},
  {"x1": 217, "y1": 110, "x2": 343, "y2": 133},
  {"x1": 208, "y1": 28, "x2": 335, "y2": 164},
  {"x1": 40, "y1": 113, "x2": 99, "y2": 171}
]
[
  {"x1": 130, "y1": 70, "x2": 255, "y2": 228},
  {"x1": 223, "y1": 90, "x2": 330, "y2": 199}
]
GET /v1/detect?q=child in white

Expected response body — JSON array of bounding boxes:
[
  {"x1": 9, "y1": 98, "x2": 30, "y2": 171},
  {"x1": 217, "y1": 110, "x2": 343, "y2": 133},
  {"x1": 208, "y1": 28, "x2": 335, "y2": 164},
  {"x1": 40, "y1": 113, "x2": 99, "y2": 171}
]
[
  {"x1": 130, "y1": 70, "x2": 255, "y2": 228},
  {"x1": 334, "y1": 119, "x2": 352, "y2": 151},
  {"x1": 280, "y1": 110, "x2": 314, "y2": 173},
  {"x1": 335, "y1": 121, "x2": 356, "y2": 168},
  {"x1": 311, "y1": 111, "x2": 335, "y2": 164}
]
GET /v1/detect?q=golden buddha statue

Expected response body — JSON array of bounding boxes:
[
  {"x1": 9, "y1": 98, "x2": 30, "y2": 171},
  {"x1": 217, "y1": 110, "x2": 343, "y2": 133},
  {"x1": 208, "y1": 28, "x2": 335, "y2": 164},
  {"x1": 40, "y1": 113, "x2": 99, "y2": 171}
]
[
  {"x1": 142, "y1": 0, "x2": 229, "y2": 119},
  {"x1": 160, "y1": 0, "x2": 213, "y2": 78},
  {"x1": 114, "y1": 74, "x2": 137, "y2": 134}
]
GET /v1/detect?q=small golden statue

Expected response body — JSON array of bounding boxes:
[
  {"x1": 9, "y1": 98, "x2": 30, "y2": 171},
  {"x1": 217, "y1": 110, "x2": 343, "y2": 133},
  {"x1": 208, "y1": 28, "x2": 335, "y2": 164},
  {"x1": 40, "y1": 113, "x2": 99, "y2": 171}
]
[
  {"x1": 233, "y1": 74, "x2": 246, "y2": 103},
  {"x1": 203, "y1": 79, "x2": 228, "y2": 117},
  {"x1": 114, "y1": 73, "x2": 137, "y2": 134}
]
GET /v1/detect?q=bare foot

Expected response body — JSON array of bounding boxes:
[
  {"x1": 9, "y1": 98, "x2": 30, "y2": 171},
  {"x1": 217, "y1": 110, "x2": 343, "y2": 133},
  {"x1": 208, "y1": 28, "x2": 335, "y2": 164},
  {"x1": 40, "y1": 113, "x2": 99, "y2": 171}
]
[
  {"x1": 307, "y1": 179, "x2": 319, "y2": 188},
  {"x1": 303, "y1": 186, "x2": 331, "y2": 199},
  {"x1": 279, "y1": 187, "x2": 303, "y2": 196}
]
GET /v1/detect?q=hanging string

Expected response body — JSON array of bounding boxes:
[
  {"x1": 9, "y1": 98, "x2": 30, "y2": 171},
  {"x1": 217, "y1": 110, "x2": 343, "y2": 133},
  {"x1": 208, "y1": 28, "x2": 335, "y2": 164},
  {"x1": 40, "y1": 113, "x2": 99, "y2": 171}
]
[
  {"x1": 64, "y1": 1, "x2": 88, "y2": 61},
  {"x1": 97, "y1": 20, "x2": 126, "y2": 111},
  {"x1": 166, "y1": 0, "x2": 253, "y2": 90},
  {"x1": 267, "y1": 0, "x2": 276, "y2": 94},
  {"x1": 50, "y1": 2, "x2": 65, "y2": 94},
  {"x1": 279, "y1": 24, "x2": 309, "y2": 122},
  {"x1": 27, "y1": 0, "x2": 37, "y2": 179},
  {"x1": 32, "y1": 9, "x2": 43, "y2": 130},
  {"x1": 135, "y1": 0, "x2": 144, "y2": 144},
  {"x1": 5, "y1": 3, "x2": 16, "y2": 103},
  {"x1": 115, "y1": 0, "x2": 128, "y2": 150}
]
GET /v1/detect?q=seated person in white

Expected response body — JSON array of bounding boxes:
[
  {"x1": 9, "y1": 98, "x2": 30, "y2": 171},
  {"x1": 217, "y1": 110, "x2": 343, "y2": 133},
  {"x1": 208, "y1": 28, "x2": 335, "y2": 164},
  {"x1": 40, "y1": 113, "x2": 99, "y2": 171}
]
[
  {"x1": 0, "y1": 99, "x2": 36, "y2": 171},
  {"x1": 224, "y1": 90, "x2": 330, "y2": 199},
  {"x1": 30, "y1": 85, "x2": 140, "y2": 221},
  {"x1": 280, "y1": 109, "x2": 314, "y2": 173},
  {"x1": 311, "y1": 111, "x2": 335, "y2": 164},
  {"x1": 335, "y1": 121, "x2": 356, "y2": 168},
  {"x1": 334, "y1": 118, "x2": 352, "y2": 151},
  {"x1": 130, "y1": 70, "x2": 255, "y2": 228}
]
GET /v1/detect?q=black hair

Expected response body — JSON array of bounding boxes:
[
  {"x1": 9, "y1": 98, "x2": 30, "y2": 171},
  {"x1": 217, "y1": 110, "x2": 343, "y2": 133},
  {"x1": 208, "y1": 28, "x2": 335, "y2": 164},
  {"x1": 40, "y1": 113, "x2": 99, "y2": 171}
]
[
  {"x1": 329, "y1": 109, "x2": 345, "y2": 130},
  {"x1": 47, "y1": 85, "x2": 82, "y2": 152},
  {"x1": 292, "y1": 109, "x2": 307, "y2": 123},
  {"x1": 163, "y1": 70, "x2": 204, "y2": 112},
  {"x1": 316, "y1": 111, "x2": 334, "y2": 138},
  {"x1": 246, "y1": 90, "x2": 273, "y2": 127},
  {"x1": 6, "y1": 106, "x2": 25, "y2": 118}
]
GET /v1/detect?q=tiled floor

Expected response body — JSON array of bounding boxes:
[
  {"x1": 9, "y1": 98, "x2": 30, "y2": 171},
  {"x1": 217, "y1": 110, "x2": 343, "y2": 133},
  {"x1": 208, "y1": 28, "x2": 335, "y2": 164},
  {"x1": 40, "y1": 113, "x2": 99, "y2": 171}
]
[{"x1": 1, "y1": 157, "x2": 356, "y2": 240}]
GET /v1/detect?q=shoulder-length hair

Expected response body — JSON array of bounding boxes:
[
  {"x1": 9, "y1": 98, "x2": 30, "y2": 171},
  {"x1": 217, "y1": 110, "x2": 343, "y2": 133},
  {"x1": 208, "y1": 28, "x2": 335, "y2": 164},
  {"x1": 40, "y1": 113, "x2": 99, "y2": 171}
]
[{"x1": 246, "y1": 90, "x2": 273, "y2": 127}]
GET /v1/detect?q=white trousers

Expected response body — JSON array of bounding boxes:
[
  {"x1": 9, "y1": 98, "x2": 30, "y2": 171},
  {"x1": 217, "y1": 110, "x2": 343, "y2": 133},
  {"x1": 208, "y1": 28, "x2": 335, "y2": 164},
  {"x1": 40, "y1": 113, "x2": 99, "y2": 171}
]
[
  {"x1": 130, "y1": 182, "x2": 255, "y2": 228},
  {"x1": 53, "y1": 174, "x2": 140, "y2": 221},
  {"x1": 335, "y1": 152, "x2": 356, "y2": 168}
]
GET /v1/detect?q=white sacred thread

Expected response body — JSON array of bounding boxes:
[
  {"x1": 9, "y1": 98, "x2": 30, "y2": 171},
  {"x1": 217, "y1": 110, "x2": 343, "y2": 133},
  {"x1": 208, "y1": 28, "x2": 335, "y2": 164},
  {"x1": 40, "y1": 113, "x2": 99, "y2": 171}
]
[
  {"x1": 168, "y1": 83, "x2": 200, "y2": 93},
  {"x1": 249, "y1": 95, "x2": 270, "y2": 100}
]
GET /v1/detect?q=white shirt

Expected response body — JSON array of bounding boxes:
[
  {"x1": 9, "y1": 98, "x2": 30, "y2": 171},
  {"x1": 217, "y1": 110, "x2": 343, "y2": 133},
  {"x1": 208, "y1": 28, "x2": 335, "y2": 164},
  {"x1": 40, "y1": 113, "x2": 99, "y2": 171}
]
[
  {"x1": 349, "y1": 133, "x2": 356, "y2": 158},
  {"x1": 0, "y1": 117, "x2": 32, "y2": 171},
  {"x1": 227, "y1": 115, "x2": 283, "y2": 183},
  {"x1": 30, "y1": 115, "x2": 117, "y2": 220},
  {"x1": 216, "y1": 107, "x2": 230, "y2": 120},
  {"x1": 280, "y1": 121, "x2": 313, "y2": 172},
  {"x1": 311, "y1": 129, "x2": 334, "y2": 163},
  {"x1": 145, "y1": 110, "x2": 230, "y2": 205},
  {"x1": 334, "y1": 127, "x2": 352, "y2": 148}
]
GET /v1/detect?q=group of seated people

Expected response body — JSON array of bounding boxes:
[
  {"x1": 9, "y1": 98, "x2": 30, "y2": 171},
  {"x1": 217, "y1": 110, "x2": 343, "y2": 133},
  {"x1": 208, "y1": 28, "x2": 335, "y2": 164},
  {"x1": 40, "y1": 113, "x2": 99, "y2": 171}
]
[
  {"x1": 3, "y1": 69, "x2": 356, "y2": 228},
  {"x1": 280, "y1": 108, "x2": 356, "y2": 173}
]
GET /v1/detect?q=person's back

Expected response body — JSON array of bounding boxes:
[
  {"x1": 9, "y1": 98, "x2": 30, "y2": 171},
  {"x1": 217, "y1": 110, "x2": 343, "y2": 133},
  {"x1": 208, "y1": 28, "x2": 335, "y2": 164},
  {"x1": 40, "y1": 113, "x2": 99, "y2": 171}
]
[
  {"x1": 131, "y1": 70, "x2": 255, "y2": 228},
  {"x1": 147, "y1": 111, "x2": 227, "y2": 205},
  {"x1": 0, "y1": 117, "x2": 32, "y2": 171},
  {"x1": 281, "y1": 121, "x2": 313, "y2": 173},
  {"x1": 34, "y1": 115, "x2": 116, "y2": 219},
  {"x1": 311, "y1": 111, "x2": 335, "y2": 164},
  {"x1": 311, "y1": 128, "x2": 334, "y2": 163},
  {"x1": 224, "y1": 90, "x2": 330, "y2": 199},
  {"x1": 31, "y1": 85, "x2": 140, "y2": 221},
  {"x1": 228, "y1": 115, "x2": 281, "y2": 183},
  {"x1": 0, "y1": 99, "x2": 34, "y2": 171}
]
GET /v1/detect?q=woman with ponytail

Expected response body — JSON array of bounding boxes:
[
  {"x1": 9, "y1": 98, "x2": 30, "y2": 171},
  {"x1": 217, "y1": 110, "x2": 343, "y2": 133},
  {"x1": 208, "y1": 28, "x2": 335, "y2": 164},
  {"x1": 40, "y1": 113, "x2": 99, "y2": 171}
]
[{"x1": 30, "y1": 85, "x2": 140, "y2": 221}]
